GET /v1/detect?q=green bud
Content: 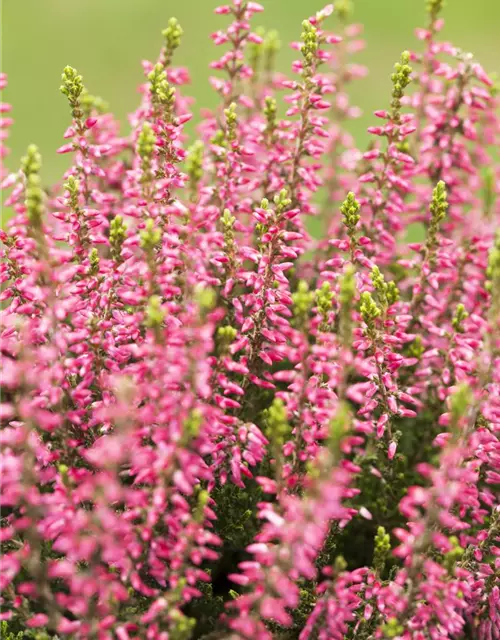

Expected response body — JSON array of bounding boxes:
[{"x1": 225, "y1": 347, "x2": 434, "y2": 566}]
[
  {"x1": 300, "y1": 20, "x2": 318, "y2": 79},
  {"x1": 316, "y1": 281, "x2": 334, "y2": 331},
  {"x1": 450, "y1": 383, "x2": 472, "y2": 427},
  {"x1": 194, "y1": 487, "x2": 209, "y2": 522},
  {"x1": 89, "y1": 248, "x2": 100, "y2": 276},
  {"x1": 333, "y1": 555, "x2": 347, "y2": 574},
  {"x1": 482, "y1": 167, "x2": 496, "y2": 218},
  {"x1": 217, "y1": 325, "x2": 238, "y2": 353},
  {"x1": 329, "y1": 402, "x2": 351, "y2": 458},
  {"x1": 149, "y1": 63, "x2": 176, "y2": 118},
  {"x1": 340, "y1": 191, "x2": 361, "y2": 237},
  {"x1": 263, "y1": 29, "x2": 281, "y2": 73},
  {"x1": 386, "y1": 281, "x2": 400, "y2": 306},
  {"x1": 185, "y1": 140, "x2": 204, "y2": 198},
  {"x1": 371, "y1": 266, "x2": 399, "y2": 310},
  {"x1": 452, "y1": 303, "x2": 469, "y2": 333},
  {"x1": 373, "y1": 526, "x2": 391, "y2": 575},
  {"x1": 426, "y1": 181, "x2": 448, "y2": 269},
  {"x1": 335, "y1": 0, "x2": 354, "y2": 22},
  {"x1": 60, "y1": 65, "x2": 85, "y2": 121},
  {"x1": 390, "y1": 51, "x2": 412, "y2": 121},
  {"x1": 145, "y1": 295, "x2": 165, "y2": 329},
  {"x1": 339, "y1": 266, "x2": 356, "y2": 346},
  {"x1": 21, "y1": 144, "x2": 42, "y2": 177},
  {"x1": 443, "y1": 535, "x2": 464, "y2": 572},
  {"x1": 109, "y1": 215, "x2": 127, "y2": 264},
  {"x1": 381, "y1": 618, "x2": 404, "y2": 639},
  {"x1": 137, "y1": 122, "x2": 156, "y2": 161},
  {"x1": 224, "y1": 102, "x2": 238, "y2": 143},
  {"x1": 274, "y1": 188, "x2": 292, "y2": 214},
  {"x1": 429, "y1": 180, "x2": 448, "y2": 226},
  {"x1": 80, "y1": 90, "x2": 109, "y2": 118},
  {"x1": 263, "y1": 398, "x2": 290, "y2": 452},
  {"x1": 21, "y1": 145, "x2": 45, "y2": 229},
  {"x1": 264, "y1": 96, "x2": 277, "y2": 141},
  {"x1": 292, "y1": 280, "x2": 315, "y2": 325},
  {"x1": 168, "y1": 609, "x2": 196, "y2": 640},
  {"x1": 194, "y1": 285, "x2": 216, "y2": 312},
  {"x1": 426, "y1": 0, "x2": 445, "y2": 23},
  {"x1": 162, "y1": 17, "x2": 183, "y2": 67},
  {"x1": 407, "y1": 335, "x2": 424, "y2": 359},
  {"x1": 221, "y1": 208, "x2": 236, "y2": 230},
  {"x1": 140, "y1": 218, "x2": 162, "y2": 253},
  {"x1": 64, "y1": 175, "x2": 80, "y2": 211},
  {"x1": 360, "y1": 291, "x2": 381, "y2": 324},
  {"x1": 183, "y1": 408, "x2": 203, "y2": 443},
  {"x1": 249, "y1": 26, "x2": 265, "y2": 73}
]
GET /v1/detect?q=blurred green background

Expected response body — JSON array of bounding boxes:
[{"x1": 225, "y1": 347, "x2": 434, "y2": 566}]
[{"x1": 2, "y1": 0, "x2": 500, "y2": 185}]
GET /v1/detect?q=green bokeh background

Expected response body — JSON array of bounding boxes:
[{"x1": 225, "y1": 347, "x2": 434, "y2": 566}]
[{"x1": 2, "y1": 0, "x2": 500, "y2": 186}]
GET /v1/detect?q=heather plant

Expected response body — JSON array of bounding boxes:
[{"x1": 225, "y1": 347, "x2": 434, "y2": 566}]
[{"x1": 1, "y1": 1, "x2": 499, "y2": 639}]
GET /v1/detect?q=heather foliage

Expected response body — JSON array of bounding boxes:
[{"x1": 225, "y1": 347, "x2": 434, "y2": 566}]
[{"x1": 1, "y1": 1, "x2": 499, "y2": 638}]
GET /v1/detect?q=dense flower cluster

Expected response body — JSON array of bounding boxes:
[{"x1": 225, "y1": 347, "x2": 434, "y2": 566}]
[{"x1": 1, "y1": 1, "x2": 499, "y2": 638}]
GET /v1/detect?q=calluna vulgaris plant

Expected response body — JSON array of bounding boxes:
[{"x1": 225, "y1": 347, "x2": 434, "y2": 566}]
[{"x1": 1, "y1": 1, "x2": 499, "y2": 638}]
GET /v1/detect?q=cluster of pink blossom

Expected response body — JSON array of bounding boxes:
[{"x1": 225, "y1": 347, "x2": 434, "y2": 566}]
[{"x1": 1, "y1": 1, "x2": 499, "y2": 638}]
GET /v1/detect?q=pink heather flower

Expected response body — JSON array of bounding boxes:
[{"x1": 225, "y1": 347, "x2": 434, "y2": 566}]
[{"x1": 1, "y1": 2, "x2": 499, "y2": 639}]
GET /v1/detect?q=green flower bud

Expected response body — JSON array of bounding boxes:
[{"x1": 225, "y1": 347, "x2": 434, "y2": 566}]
[
  {"x1": 168, "y1": 609, "x2": 196, "y2": 640},
  {"x1": 482, "y1": 167, "x2": 496, "y2": 218},
  {"x1": 373, "y1": 526, "x2": 391, "y2": 575},
  {"x1": 316, "y1": 281, "x2": 334, "y2": 331},
  {"x1": 444, "y1": 535, "x2": 465, "y2": 572},
  {"x1": 329, "y1": 402, "x2": 351, "y2": 458},
  {"x1": 274, "y1": 188, "x2": 292, "y2": 214},
  {"x1": 450, "y1": 383, "x2": 472, "y2": 427},
  {"x1": 360, "y1": 291, "x2": 381, "y2": 324},
  {"x1": 333, "y1": 555, "x2": 347, "y2": 574},
  {"x1": 264, "y1": 96, "x2": 277, "y2": 142},
  {"x1": 249, "y1": 26, "x2": 266, "y2": 73},
  {"x1": 339, "y1": 265, "x2": 356, "y2": 346},
  {"x1": 183, "y1": 408, "x2": 203, "y2": 443},
  {"x1": 335, "y1": 0, "x2": 354, "y2": 22},
  {"x1": 407, "y1": 335, "x2": 425, "y2": 359},
  {"x1": 109, "y1": 215, "x2": 127, "y2": 264},
  {"x1": 452, "y1": 303, "x2": 469, "y2": 333},
  {"x1": 185, "y1": 140, "x2": 204, "y2": 199},
  {"x1": 390, "y1": 51, "x2": 412, "y2": 121},
  {"x1": 60, "y1": 65, "x2": 85, "y2": 121},
  {"x1": 140, "y1": 218, "x2": 162, "y2": 253},
  {"x1": 293, "y1": 280, "x2": 315, "y2": 326},
  {"x1": 224, "y1": 102, "x2": 238, "y2": 143},
  {"x1": 426, "y1": 181, "x2": 448, "y2": 269},
  {"x1": 64, "y1": 175, "x2": 80, "y2": 211},
  {"x1": 149, "y1": 63, "x2": 176, "y2": 119},
  {"x1": 426, "y1": 0, "x2": 445, "y2": 23},
  {"x1": 162, "y1": 17, "x2": 183, "y2": 68},
  {"x1": 381, "y1": 618, "x2": 404, "y2": 639},
  {"x1": 21, "y1": 145, "x2": 45, "y2": 230},
  {"x1": 300, "y1": 20, "x2": 318, "y2": 79},
  {"x1": 263, "y1": 29, "x2": 281, "y2": 73},
  {"x1": 263, "y1": 398, "x2": 290, "y2": 453},
  {"x1": 80, "y1": 90, "x2": 109, "y2": 119},
  {"x1": 194, "y1": 285, "x2": 216, "y2": 313},
  {"x1": 89, "y1": 248, "x2": 100, "y2": 276},
  {"x1": 371, "y1": 266, "x2": 399, "y2": 310},
  {"x1": 340, "y1": 191, "x2": 361, "y2": 239},
  {"x1": 217, "y1": 325, "x2": 238, "y2": 354},
  {"x1": 145, "y1": 295, "x2": 165, "y2": 329}
]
